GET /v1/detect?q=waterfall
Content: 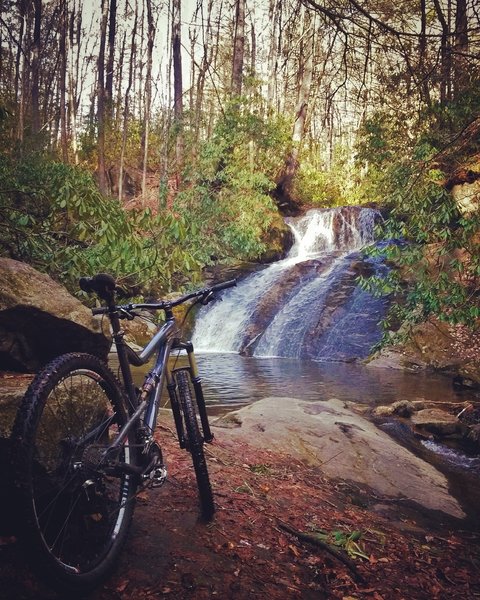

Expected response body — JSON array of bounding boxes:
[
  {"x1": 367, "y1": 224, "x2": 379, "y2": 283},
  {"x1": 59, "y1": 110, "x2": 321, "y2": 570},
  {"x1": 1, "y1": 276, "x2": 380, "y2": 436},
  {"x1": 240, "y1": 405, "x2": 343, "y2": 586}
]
[{"x1": 193, "y1": 206, "x2": 387, "y2": 361}]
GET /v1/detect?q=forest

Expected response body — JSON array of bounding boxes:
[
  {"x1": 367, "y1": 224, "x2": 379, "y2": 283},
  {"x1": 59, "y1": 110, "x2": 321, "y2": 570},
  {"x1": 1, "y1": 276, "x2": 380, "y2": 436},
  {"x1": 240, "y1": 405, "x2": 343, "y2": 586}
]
[{"x1": 1, "y1": 0, "x2": 479, "y2": 332}]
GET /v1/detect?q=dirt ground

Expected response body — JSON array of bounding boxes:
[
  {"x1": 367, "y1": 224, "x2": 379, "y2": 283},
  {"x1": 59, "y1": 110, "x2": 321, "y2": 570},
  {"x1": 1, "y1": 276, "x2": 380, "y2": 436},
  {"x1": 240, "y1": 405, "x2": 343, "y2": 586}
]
[{"x1": 1, "y1": 413, "x2": 480, "y2": 600}]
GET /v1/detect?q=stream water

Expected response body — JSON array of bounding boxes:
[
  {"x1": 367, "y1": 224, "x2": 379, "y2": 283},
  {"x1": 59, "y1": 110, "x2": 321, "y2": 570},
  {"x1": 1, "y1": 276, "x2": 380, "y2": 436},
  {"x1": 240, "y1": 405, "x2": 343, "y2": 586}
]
[
  {"x1": 193, "y1": 207, "x2": 388, "y2": 360},
  {"x1": 188, "y1": 207, "x2": 480, "y2": 520}
]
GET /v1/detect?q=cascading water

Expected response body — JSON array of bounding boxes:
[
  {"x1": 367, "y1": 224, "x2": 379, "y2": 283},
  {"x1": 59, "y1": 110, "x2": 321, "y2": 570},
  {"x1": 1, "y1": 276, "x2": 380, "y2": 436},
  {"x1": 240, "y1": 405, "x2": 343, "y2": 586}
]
[{"x1": 193, "y1": 206, "x2": 388, "y2": 361}]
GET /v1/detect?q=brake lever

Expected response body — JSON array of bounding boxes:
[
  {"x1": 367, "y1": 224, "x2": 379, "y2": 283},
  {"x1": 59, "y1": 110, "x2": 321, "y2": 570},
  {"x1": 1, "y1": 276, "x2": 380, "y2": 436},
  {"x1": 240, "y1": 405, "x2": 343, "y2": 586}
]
[
  {"x1": 117, "y1": 308, "x2": 135, "y2": 320},
  {"x1": 201, "y1": 291, "x2": 216, "y2": 306}
]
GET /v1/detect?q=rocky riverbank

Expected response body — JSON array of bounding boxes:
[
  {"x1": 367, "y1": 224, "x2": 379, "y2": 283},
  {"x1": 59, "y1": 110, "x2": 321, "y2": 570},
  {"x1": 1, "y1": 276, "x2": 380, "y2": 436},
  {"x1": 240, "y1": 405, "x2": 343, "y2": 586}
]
[
  {"x1": 212, "y1": 397, "x2": 468, "y2": 521},
  {"x1": 1, "y1": 407, "x2": 479, "y2": 600}
]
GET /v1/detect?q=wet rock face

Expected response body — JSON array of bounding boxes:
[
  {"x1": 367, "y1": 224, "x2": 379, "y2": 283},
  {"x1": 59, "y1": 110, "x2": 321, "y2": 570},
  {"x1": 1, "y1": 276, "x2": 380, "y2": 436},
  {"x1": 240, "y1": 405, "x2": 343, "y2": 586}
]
[
  {"x1": 368, "y1": 317, "x2": 480, "y2": 385},
  {"x1": 239, "y1": 259, "x2": 328, "y2": 355},
  {"x1": 0, "y1": 258, "x2": 110, "y2": 372}
]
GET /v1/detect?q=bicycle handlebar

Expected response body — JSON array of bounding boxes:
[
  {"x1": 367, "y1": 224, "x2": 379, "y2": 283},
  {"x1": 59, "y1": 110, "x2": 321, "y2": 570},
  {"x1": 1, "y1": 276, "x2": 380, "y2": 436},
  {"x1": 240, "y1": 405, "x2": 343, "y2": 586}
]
[{"x1": 85, "y1": 275, "x2": 237, "y2": 317}]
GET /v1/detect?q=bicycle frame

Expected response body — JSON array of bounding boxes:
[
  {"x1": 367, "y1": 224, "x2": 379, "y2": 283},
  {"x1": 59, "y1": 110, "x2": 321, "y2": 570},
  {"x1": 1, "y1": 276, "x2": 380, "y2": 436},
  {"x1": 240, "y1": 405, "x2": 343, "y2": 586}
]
[{"x1": 105, "y1": 302, "x2": 213, "y2": 457}]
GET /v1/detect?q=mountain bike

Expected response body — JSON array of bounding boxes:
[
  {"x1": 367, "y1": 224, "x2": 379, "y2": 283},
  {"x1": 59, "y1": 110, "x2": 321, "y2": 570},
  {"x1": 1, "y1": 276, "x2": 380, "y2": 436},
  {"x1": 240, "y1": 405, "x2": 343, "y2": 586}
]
[{"x1": 10, "y1": 273, "x2": 236, "y2": 594}]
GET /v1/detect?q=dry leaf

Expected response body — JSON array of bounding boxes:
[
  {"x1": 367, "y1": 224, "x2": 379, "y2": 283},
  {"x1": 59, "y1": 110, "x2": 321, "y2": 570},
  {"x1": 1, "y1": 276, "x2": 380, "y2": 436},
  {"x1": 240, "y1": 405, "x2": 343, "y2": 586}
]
[{"x1": 115, "y1": 579, "x2": 129, "y2": 593}]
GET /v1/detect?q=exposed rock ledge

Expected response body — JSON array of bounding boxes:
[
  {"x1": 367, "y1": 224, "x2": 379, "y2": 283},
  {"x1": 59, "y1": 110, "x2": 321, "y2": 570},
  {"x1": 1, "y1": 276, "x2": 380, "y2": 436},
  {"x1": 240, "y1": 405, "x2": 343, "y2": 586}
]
[{"x1": 213, "y1": 397, "x2": 465, "y2": 520}]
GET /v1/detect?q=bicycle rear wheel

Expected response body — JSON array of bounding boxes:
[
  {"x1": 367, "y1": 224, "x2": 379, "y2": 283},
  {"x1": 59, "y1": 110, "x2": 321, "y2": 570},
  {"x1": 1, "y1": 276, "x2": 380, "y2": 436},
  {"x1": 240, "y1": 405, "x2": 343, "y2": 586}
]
[
  {"x1": 174, "y1": 368, "x2": 215, "y2": 520},
  {"x1": 11, "y1": 352, "x2": 138, "y2": 594}
]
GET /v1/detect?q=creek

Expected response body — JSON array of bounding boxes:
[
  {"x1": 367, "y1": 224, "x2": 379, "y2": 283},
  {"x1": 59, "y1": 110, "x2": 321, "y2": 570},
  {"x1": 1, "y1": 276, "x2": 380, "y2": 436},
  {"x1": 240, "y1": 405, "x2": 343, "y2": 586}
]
[{"x1": 187, "y1": 206, "x2": 480, "y2": 521}]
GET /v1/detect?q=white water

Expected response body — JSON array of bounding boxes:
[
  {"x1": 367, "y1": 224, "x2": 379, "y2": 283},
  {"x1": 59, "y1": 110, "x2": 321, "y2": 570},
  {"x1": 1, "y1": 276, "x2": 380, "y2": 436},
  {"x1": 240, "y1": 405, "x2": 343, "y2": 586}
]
[{"x1": 193, "y1": 206, "x2": 382, "y2": 359}]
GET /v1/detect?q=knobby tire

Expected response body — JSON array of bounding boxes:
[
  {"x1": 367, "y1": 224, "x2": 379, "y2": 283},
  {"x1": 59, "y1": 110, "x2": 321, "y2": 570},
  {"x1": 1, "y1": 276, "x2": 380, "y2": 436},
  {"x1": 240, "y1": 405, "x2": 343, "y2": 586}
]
[
  {"x1": 175, "y1": 369, "x2": 215, "y2": 520},
  {"x1": 11, "y1": 352, "x2": 139, "y2": 595}
]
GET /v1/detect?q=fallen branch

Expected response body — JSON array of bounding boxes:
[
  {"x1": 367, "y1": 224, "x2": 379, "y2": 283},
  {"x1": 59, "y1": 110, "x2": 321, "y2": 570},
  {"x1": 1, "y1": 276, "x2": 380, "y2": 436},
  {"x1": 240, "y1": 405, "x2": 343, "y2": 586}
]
[{"x1": 278, "y1": 521, "x2": 366, "y2": 584}]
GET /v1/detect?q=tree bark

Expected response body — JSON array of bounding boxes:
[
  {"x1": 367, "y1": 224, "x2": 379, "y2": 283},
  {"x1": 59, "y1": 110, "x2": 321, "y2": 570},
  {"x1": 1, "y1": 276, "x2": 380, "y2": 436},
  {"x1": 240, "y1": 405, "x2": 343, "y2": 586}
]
[
  {"x1": 105, "y1": 0, "x2": 116, "y2": 120},
  {"x1": 97, "y1": 0, "x2": 109, "y2": 194},
  {"x1": 267, "y1": 0, "x2": 280, "y2": 108},
  {"x1": 418, "y1": 0, "x2": 431, "y2": 106},
  {"x1": 31, "y1": 0, "x2": 41, "y2": 136},
  {"x1": 453, "y1": 0, "x2": 468, "y2": 96},
  {"x1": 59, "y1": 0, "x2": 68, "y2": 161},
  {"x1": 432, "y1": 0, "x2": 452, "y2": 104},
  {"x1": 172, "y1": 0, "x2": 184, "y2": 177},
  {"x1": 231, "y1": 0, "x2": 245, "y2": 97},
  {"x1": 273, "y1": 10, "x2": 314, "y2": 214},
  {"x1": 141, "y1": 0, "x2": 155, "y2": 203},
  {"x1": 119, "y1": 3, "x2": 137, "y2": 201},
  {"x1": 15, "y1": 1, "x2": 27, "y2": 143}
]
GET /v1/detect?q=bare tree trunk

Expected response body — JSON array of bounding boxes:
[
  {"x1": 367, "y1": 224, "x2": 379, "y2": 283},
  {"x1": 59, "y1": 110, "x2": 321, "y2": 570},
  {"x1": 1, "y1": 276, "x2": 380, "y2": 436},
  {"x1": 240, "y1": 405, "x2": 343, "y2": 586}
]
[
  {"x1": 97, "y1": 0, "x2": 109, "y2": 194},
  {"x1": 67, "y1": 0, "x2": 79, "y2": 163},
  {"x1": 115, "y1": 29, "x2": 126, "y2": 129},
  {"x1": 16, "y1": 1, "x2": 28, "y2": 143},
  {"x1": 267, "y1": 0, "x2": 280, "y2": 107},
  {"x1": 105, "y1": 0, "x2": 116, "y2": 120},
  {"x1": 432, "y1": 0, "x2": 452, "y2": 104},
  {"x1": 119, "y1": 3, "x2": 137, "y2": 201},
  {"x1": 453, "y1": 0, "x2": 468, "y2": 96},
  {"x1": 31, "y1": 0, "x2": 41, "y2": 136},
  {"x1": 141, "y1": 0, "x2": 154, "y2": 204},
  {"x1": 274, "y1": 10, "x2": 314, "y2": 212},
  {"x1": 249, "y1": 18, "x2": 256, "y2": 94},
  {"x1": 231, "y1": 0, "x2": 245, "y2": 96},
  {"x1": 193, "y1": 0, "x2": 214, "y2": 145},
  {"x1": 418, "y1": 0, "x2": 431, "y2": 106},
  {"x1": 172, "y1": 0, "x2": 184, "y2": 177},
  {"x1": 59, "y1": 0, "x2": 68, "y2": 161}
]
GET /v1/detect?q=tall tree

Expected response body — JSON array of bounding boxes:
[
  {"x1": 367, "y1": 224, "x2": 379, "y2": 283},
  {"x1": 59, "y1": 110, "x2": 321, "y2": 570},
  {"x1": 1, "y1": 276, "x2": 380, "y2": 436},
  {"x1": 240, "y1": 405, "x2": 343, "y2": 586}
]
[
  {"x1": 172, "y1": 0, "x2": 184, "y2": 176},
  {"x1": 105, "y1": 0, "x2": 116, "y2": 119},
  {"x1": 97, "y1": 0, "x2": 109, "y2": 193},
  {"x1": 231, "y1": 0, "x2": 245, "y2": 97},
  {"x1": 453, "y1": 0, "x2": 469, "y2": 95},
  {"x1": 59, "y1": 0, "x2": 69, "y2": 161},
  {"x1": 141, "y1": 0, "x2": 155, "y2": 202},
  {"x1": 118, "y1": 3, "x2": 137, "y2": 200},
  {"x1": 31, "y1": 0, "x2": 41, "y2": 135},
  {"x1": 274, "y1": 8, "x2": 315, "y2": 210}
]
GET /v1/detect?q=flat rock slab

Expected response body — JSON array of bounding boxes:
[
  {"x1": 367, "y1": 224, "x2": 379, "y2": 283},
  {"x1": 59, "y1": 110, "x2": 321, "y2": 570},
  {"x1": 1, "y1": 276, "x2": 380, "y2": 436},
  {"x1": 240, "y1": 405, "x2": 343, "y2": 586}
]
[{"x1": 213, "y1": 397, "x2": 465, "y2": 519}]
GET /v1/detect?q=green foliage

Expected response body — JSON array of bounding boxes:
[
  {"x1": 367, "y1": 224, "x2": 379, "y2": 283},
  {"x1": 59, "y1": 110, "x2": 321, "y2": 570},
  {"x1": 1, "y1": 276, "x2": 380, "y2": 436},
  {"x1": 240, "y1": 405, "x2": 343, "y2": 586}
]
[
  {"x1": 292, "y1": 144, "x2": 372, "y2": 208},
  {"x1": 355, "y1": 81, "x2": 480, "y2": 336},
  {"x1": 0, "y1": 153, "x2": 201, "y2": 295},
  {"x1": 309, "y1": 528, "x2": 369, "y2": 561},
  {"x1": 293, "y1": 163, "x2": 343, "y2": 207},
  {"x1": 174, "y1": 102, "x2": 290, "y2": 262},
  {"x1": 359, "y1": 167, "x2": 480, "y2": 334}
]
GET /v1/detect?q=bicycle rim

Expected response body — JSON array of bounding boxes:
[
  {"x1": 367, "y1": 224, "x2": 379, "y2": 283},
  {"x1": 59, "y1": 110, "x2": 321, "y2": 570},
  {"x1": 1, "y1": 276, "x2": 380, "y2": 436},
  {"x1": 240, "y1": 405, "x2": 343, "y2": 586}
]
[{"x1": 14, "y1": 354, "x2": 137, "y2": 590}]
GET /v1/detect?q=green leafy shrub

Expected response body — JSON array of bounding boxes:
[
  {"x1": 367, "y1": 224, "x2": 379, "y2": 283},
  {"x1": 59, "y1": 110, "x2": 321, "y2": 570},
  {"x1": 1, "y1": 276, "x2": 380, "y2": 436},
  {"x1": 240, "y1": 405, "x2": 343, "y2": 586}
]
[
  {"x1": 173, "y1": 102, "x2": 290, "y2": 263},
  {"x1": 354, "y1": 80, "x2": 480, "y2": 340},
  {"x1": 0, "y1": 154, "x2": 202, "y2": 295}
]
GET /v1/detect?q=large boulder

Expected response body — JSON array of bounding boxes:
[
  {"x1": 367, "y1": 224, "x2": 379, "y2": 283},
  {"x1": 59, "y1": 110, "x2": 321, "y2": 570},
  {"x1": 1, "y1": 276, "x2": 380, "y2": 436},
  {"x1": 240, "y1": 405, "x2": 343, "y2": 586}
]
[
  {"x1": 0, "y1": 258, "x2": 110, "y2": 372},
  {"x1": 213, "y1": 397, "x2": 465, "y2": 518},
  {"x1": 367, "y1": 317, "x2": 480, "y2": 384}
]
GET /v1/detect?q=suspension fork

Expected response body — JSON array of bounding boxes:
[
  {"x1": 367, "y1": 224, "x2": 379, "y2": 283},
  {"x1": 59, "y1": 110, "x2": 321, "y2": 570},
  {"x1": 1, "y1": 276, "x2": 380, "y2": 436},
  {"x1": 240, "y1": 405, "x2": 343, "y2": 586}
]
[
  {"x1": 166, "y1": 368, "x2": 187, "y2": 449},
  {"x1": 182, "y1": 341, "x2": 214, "y2": 443}
]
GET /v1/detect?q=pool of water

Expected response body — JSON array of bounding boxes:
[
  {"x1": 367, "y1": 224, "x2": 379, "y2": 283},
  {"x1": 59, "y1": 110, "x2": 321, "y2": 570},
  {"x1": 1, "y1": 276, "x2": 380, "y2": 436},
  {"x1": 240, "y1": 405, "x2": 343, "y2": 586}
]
[
  {"x1": 125, "y1": 351, "x2": 480, "y2": 521},
  {"x1": 186, "y1": 353, "x2": 476, "y2": 411}
]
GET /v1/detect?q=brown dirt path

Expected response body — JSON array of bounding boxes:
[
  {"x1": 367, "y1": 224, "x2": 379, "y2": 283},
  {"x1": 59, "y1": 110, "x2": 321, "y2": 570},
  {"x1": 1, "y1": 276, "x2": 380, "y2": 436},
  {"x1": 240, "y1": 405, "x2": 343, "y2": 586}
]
[{"x1": 1, "y1": 411, "x2": 479, "y2": 600}]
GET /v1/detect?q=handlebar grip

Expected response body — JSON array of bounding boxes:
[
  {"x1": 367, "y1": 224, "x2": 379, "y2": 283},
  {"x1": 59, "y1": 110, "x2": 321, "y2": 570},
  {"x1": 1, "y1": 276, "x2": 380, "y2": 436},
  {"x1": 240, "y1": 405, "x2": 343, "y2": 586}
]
[
  {"x1": 92, "y1": 307, "x2": 108, "y2": 316},
  {"x1": 79, "y1": 273, "x2": 117, "y2": 300},
  {"x1": 211, "y1": 279, "x2": 237, "y2": 292},
  {"x1": 79, "y1": 277, "x2": 94, "y2": 294}
]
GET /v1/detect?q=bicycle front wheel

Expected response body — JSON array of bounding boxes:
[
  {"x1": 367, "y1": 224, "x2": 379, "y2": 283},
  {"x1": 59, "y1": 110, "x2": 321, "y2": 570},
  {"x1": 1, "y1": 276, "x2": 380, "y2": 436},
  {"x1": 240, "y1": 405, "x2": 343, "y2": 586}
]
[
  {"x1": 174, "y1": 368, "x2": 215, "y2": 520},
  {"x1": 11, "y1": 353, "x2": 138, "y2": 594}
]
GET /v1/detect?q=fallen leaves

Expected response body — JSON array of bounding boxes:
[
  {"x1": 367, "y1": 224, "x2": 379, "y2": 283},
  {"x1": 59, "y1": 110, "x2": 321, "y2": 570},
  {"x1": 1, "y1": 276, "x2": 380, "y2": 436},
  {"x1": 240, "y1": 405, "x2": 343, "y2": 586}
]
[{"x1": 2, "y1": 411, "x2": 480, "y2": 600}]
